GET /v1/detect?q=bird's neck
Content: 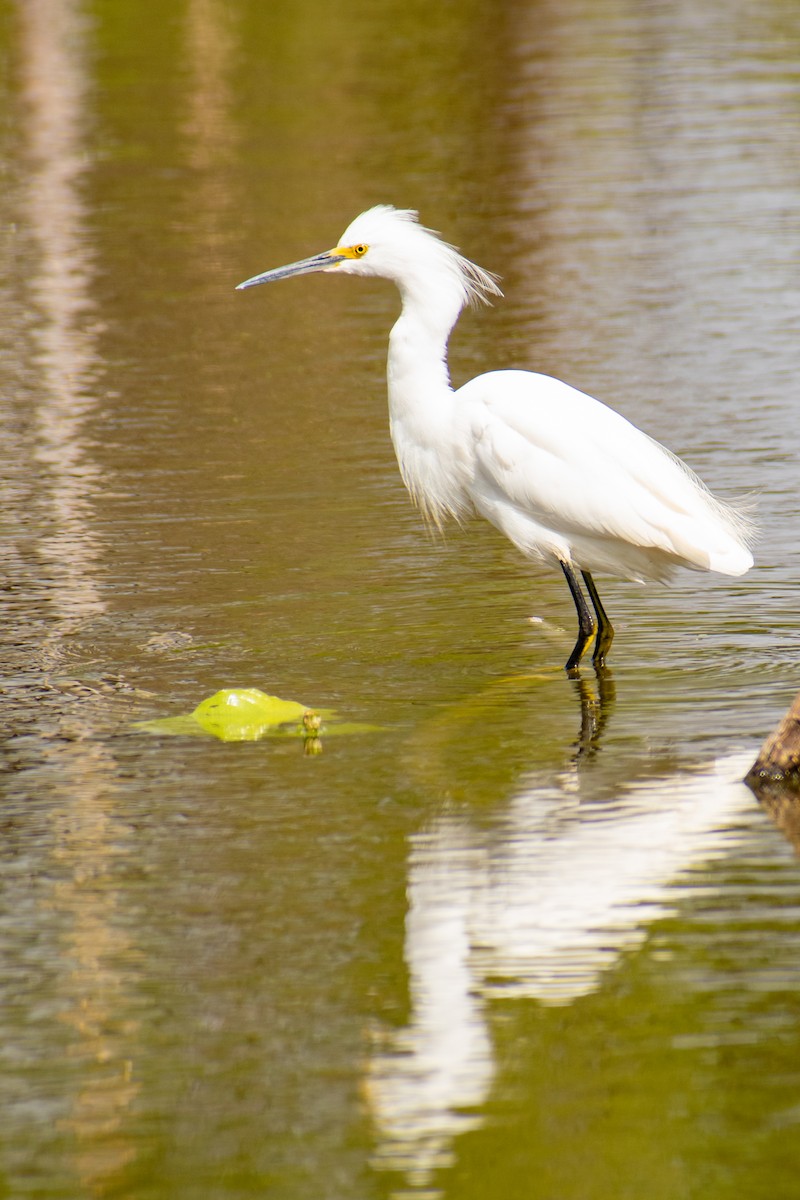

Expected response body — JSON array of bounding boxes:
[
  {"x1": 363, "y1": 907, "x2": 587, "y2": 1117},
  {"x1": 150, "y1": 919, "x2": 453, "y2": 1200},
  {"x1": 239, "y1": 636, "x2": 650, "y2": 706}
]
[
  {"x1": 385, "y1": 295, "x2": 469, "y2": 525},
  {"x1": 388, "y1": 304, "x2": 454, "y2": 398}
]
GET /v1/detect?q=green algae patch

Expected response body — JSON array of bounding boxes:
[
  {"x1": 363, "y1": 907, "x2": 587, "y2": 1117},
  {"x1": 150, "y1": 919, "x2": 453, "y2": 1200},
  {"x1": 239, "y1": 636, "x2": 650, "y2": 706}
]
[
  {"x1": 193, "y1": 688, "x2": 312, "y2": 739},
  {"x1": 134, "y1": 686, "x2": 381, "y2": 746}
]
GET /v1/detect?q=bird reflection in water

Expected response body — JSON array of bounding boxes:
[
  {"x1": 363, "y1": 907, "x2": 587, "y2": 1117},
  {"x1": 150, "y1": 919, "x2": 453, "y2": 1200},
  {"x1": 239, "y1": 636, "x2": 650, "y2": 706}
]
[
  {"x1": 368, "y1": 688, "x2": 755, "y2": 1184},
  {"x1": 570, "y1": 667, "x2": 616, "y2": 762}
]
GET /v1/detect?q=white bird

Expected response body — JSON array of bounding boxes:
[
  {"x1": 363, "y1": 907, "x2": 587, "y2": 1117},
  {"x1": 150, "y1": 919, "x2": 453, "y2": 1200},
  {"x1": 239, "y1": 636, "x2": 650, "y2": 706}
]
[{"x1": 237, "y1": 206, "x2": 754, "y2": 672}]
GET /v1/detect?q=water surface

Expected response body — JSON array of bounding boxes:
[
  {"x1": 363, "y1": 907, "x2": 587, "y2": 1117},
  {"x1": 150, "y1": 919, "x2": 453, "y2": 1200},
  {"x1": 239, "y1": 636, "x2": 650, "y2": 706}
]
[{"x1": 1, "y1": 0, "x2": 800, "y2": 1197}]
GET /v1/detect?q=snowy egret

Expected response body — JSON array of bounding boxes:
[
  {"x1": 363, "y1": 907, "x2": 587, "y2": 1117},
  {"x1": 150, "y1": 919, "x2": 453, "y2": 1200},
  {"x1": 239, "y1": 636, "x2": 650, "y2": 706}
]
[{"x1": 237, "y1": 206, "x2": 754, "y2": 671}]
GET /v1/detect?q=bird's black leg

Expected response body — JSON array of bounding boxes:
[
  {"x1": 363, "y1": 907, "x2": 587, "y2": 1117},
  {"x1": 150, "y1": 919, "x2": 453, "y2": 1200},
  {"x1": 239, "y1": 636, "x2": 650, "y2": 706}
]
[
  {"x1": 560, "y1": 561, "x2": 596, "y2": 672},
  {"x1": 582, "y1": 571, "x2": 614, "y2": 668}
]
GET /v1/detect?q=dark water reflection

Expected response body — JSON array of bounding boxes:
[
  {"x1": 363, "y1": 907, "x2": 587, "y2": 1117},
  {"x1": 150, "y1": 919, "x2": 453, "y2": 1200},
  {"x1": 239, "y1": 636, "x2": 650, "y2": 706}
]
[{"x1": 1, "y1": 0, "x2": 800, "y2": 1197}]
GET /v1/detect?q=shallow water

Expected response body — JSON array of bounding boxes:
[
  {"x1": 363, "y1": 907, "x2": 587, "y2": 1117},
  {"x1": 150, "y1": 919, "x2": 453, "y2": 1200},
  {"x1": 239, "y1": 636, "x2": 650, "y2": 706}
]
[{"x1": 1, "y1": 0, "x2": 800, "y2": 1196}]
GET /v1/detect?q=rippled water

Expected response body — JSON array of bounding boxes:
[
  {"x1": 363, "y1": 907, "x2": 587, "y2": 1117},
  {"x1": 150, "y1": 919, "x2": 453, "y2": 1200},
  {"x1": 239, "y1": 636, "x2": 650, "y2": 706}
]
[{"x1": 1, "y1": 0, "x2": 800, "y2": 1196}]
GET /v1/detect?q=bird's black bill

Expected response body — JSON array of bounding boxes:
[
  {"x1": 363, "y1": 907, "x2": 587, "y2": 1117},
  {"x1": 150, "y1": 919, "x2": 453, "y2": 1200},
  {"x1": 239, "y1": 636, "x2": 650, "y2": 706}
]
[{"x1": 235, "y1": 250, "x2": 345, "y2": 290}]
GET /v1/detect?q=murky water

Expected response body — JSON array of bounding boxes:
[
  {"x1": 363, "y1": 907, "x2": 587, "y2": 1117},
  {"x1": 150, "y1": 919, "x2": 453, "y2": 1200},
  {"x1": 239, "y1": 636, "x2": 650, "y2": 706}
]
[{"x1": 1, "y1": 0, "x2": 800, "y2": 1196}]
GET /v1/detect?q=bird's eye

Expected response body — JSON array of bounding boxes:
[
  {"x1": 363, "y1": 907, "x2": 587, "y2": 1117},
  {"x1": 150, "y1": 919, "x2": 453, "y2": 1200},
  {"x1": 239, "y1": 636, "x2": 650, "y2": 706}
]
[{"x1": 353, "y1": 244, "x2": 368, "y2": 257}]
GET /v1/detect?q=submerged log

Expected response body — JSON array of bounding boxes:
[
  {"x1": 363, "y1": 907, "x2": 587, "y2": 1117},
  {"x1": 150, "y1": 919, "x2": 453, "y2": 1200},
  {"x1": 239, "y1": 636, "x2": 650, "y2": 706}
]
[
  {"x1": 746, "y1": 691, "x2": 800, "y2": 854},
  {"x1": 746, "y1": 690, "x2": 800, "y2": 785}
]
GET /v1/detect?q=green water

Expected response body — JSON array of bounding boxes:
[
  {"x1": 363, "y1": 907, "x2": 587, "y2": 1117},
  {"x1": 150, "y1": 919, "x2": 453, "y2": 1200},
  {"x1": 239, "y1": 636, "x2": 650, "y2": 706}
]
[{"x1": 1, "y1": 0, "x2": 800, "y2": 1196}]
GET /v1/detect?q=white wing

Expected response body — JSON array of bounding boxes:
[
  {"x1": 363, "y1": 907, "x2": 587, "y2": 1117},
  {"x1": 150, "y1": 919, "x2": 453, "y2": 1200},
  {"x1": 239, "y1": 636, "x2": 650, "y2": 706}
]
[{"x1": 456, "y1": 371, "x2": 751, "y2": 577}]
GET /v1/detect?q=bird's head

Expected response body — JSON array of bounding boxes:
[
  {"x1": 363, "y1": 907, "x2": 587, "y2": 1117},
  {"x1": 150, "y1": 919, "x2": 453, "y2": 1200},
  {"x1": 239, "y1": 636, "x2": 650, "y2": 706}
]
[{"x1": 236, "y1": 205, "x2": 501, "y2": 310}]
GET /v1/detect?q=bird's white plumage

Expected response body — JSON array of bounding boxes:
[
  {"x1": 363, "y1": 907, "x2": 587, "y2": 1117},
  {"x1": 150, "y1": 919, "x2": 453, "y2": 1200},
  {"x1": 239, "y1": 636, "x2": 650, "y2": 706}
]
[
  {"x1": 332, "y1": 208, "x2": 752, "y2": 580},
  {"x1": 238, "y1": 205, "x2": 754, "y2": 667},
  {"x1": 454, "y1": 370, "x2": 752, "y2": 581}
]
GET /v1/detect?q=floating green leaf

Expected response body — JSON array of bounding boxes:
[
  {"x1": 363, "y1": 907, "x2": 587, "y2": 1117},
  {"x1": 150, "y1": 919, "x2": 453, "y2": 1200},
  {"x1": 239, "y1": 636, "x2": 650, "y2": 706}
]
[
  {"x1": 192, "y1": 688, "x2": 312, "y2": 740},
  {"x1": 134, "y1": 686, "x2": 382, "y2": 745}
]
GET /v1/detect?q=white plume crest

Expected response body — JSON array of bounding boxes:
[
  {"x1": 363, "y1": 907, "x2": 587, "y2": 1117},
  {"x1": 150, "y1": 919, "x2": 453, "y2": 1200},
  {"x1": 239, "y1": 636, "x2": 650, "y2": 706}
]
[{"x1": 341, "y1": 205, "x2": 503, "y2": 308}]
